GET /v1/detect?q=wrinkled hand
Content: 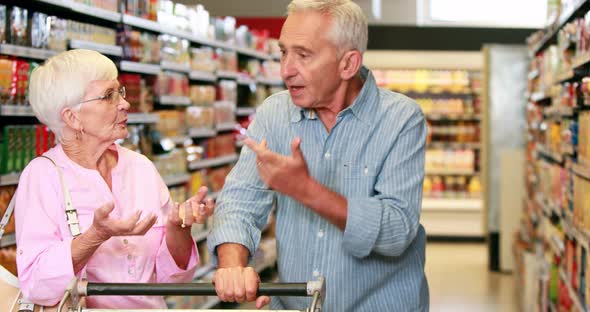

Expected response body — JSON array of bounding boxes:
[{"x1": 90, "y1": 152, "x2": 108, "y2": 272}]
[
  {"x1": 168, "y1": 186, "x2": 215, "y2": 227},
  {"x1": 245, "y1": 137, "x2": 311, "y2": 197},
  {"x1": 92, "y1": 202, "x2": 158, "y2": 241},
  {"x1": 213, "y1": 266, "x2": 270, "y2": 308}
]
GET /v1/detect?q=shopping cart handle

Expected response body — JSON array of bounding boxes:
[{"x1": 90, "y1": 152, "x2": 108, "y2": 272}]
[{"x1": 83, "y1": 281, "x2": 311, "y2": 297}]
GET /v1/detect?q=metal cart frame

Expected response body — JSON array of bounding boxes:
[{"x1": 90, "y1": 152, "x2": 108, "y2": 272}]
[{"x1": 55, "y1": 277, "x2": 325, "y2": 312}]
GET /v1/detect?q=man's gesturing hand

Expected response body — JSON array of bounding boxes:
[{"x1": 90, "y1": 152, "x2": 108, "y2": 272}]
[{"x1": 244, "y1": 137, "x2": 311, "y2": 198}]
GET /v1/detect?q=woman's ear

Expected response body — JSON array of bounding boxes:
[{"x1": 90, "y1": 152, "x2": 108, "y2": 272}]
[
  {"x1": 339, "y1": 50, "x2": 363, "y2": 80},
  {"x1": 61, "y1": 107, "x2": 83, "y2": 132}
]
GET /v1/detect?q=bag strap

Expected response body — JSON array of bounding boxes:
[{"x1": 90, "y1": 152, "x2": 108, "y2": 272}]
[{"x1": 0, "y1": 156, "x2": 81, "y2": 241}]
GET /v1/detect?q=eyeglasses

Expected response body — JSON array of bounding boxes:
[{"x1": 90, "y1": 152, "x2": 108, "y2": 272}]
[{"x1": 78, "y1": 86, "x2": 126, "y2": 105}]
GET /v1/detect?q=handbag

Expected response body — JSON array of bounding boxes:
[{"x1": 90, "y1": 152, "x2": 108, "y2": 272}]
[{"x1": 0, "y1": 156, "x2": 81, "y2": 312}]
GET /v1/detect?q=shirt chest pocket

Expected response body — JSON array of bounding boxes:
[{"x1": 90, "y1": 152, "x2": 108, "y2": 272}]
[{"x1": 336, "y1": 162, "x2": 379, "y2": 196}]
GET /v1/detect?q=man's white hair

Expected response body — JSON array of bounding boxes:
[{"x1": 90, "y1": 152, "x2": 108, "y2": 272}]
[
  {"x1": 29, "y1": 49, "x2": 118, "y2": 141},
  {"x1": 287, "y1": 0, "x2": 368, "y2": 54}
]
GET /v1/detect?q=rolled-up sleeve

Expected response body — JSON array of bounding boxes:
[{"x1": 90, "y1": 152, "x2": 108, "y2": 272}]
[
  {"x1": 207, "y1": 105, "x2": 275, "y2": 265},
  {"x1": 15, "y1": 159, "x2": 80, "y2": 306},
  {"x1": 155, "y1": 226, "x2": 198, "y2": 283},
  {"x1": 342, "y1": 108, "x2": 426, "y2": 258}
]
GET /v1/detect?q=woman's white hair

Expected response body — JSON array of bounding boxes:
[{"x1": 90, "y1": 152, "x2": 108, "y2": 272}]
[
  {"x1": 29, "y1": 49, "x2": 118, "y2": 141},
  {"x1": 287, "y1": 0, "x2": 368, "y2": 54}
]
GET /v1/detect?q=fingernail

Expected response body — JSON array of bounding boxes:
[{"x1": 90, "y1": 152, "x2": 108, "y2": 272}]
[{"x1": 199, "y1": 203, "x2": 206, "y2": 215}]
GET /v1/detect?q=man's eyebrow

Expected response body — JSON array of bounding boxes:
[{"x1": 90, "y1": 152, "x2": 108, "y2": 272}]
[{"x1": 279, "y1": 43, "x2": 313, "y2": 54}]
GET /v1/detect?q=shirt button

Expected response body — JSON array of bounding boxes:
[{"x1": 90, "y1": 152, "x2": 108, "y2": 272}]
[
  {"x1": 123, "y1": 239, "x2": 128, "y2": 245},
  {"x1": 324, "y1": 153, "x2": 331, "y2": 159},
  {"x1": 127, "y1": 255, "x2": 133, "y2": 260},
  {"x1": 128, "y1": 268, "x2": 134, "y2": 275},
  {"x1": 364, "y1": 167, "x2": 369, "y2": 175},
  {"x1": 317, "y1": 230, "x2": 324, "y2": 238},
  {"x1": 312, "y1": 270, "x2": 320, "y2": 277}
]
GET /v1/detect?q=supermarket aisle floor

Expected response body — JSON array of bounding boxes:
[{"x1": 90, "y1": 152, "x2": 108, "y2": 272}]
[{"x1": 427, "y1": 242, "x2": 519, "y2": 312}]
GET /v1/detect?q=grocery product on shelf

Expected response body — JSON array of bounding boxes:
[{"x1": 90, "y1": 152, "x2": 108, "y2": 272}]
[
  {"x1": 185, "y1": 106, "x2": 215, "y2": 129},
  {"x1": 1, "y1": 125, "x2": 56, "y2": 174},
  {"x1": 190, "y1": 47, "x2": 216, "y2": 73}
]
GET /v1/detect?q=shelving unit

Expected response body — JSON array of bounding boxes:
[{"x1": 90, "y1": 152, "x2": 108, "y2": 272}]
[
  {"x1": 368, "y1": 64, "x2": 485, "y2": 238},
  {"x1": 0, "y1": 3, "x2": 283, "y2": 310},
  {"x1": 516, "y1": 1, "x2": 590, "y2": 310}
]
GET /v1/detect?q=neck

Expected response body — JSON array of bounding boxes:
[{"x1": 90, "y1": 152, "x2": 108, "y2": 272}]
[
  {"x1": 61, "y1": 131, "x2": 114, "y2": 170},
  {"x1": 316, "y1": 74, "x2": 364, "y2": 131}
]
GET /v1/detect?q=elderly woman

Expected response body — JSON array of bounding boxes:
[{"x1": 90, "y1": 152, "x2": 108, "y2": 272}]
[{"x1": 13, "y1": 49, "x2": 213, "y2": 309}]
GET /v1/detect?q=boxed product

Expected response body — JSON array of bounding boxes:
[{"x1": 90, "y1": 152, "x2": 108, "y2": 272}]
[
  {"x1": 47, "y1": 16, "x2": 68, "y2": 52},
  {"x1": 205, "y1": 134, "x2": 235, "y2": 158},
  {"x1": 185, "y1": 106, "x2": 215, "y2": 129},
  {"x1": 159, "y1": 34, "x2": 190, "y2": 66},
  {"x1": 190, "y1": 47, "x2": 216, "y2": 73},
  {"x1": 213, "y1": 100, "x2": 236, "y2": 125},
  {"x1": 0, "y1": 5, "x2": 6, "y2": 44},
  {"x1": 189, "y1": 85, "x2": 215, "y2": 106},
  {"x1": 9, "y1": 6, "x2": 28, "y2": 46},
  {"x1": 156, "y1": 110, "x2": 184, "y2": 138},
  {"x1": 217, "y1": 79, "x2": 237, "y2": 103},
  {"x1": 31, "y1": 12, "x2": 49, "y2": 49},
  {"x1": 154, "y1": 72, "x2": 189, "y2": 97},
  {"x1": 0, "y1": 58, "x2": 13, "y2": 104}
]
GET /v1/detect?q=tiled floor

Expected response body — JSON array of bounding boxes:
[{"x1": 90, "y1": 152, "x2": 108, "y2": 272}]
[
  {"x1": 426, "y1": 242, "x2": 519, "y2": 312},
  {"x1": 237, "y1": 242, "x2": 520, "y2": 311}
]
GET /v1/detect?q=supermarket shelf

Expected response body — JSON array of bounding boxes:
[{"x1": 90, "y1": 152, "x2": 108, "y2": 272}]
[
  {"x1": 169, "y1": 135, "x2": 192, "y2": 145},
  {"x1": 158, "y1": 96, "x2": 192, "y2": 106},
  {"x1": 217, "y1": 70, "x2": 240, "y2": 80},
  {"x1": 563, "y1": 213, "x2": 590, "y2": 245},
  {"x1": 35, "y1": 0, "x2": 71, "y2": 9},
  {"x1": 160, "y1": 61, "x2": 191, "y2": 73},
  {"x1": 193, "y1": 230, "x2": 209, "y2": 244},
  {"x1": 235, "y1": 46, "x2": 271, "y2": 60},
  {"x1": 189, "y1": 154, "x2": 239, "y2": 170},
  {"x1": 554, "y1": 68, "x2": 576, "y2": 84},
  {"x1": 216, "y1": 122, "x2": 238, "y2": 132},
  {"x1": 427, "y1": 142, "x2": 480, "y2": 150},
  {"x1": 0, "y1": 105, "x2": 35, "y2": 117},
  {"x1": 532, "y1": 0, "x2": 590, "y2": 54},
  {"x1": 257, "y1": 77, "x2": 284, "y2": 86},
  {"x1": 425, "y1": 169, "x2": 476, "y2": 176},
  {"x1": 530, "y1": 91, "x2": 552, "y2": 103},
  {"x1": 574, "y1": 51, "x2": 590, "y2": 69},
  {"x1": 545, "y1": 105, "x2": 575, "y2": 118},
  {"x1": 559, "y1": 268, "x2": 586, "y2": 312},
  {"x1": 163, "y1": 173, "x2": 191, "y2": 187},
  {"x1": 189, "y1": 71, "x2": 217, "y2": 82},
  {"x1": 127, "y1": 113, "x2": 159, "y2": 124},
  {"x1": 537, "y1": 145, "x2": 563, "y2": 163},
  {"x1": 69, "y1": 1, "x2": 121, "y2": 22},
  {"x1": 527, "y1": 69, "x2": 540, "y2": 80},
  {"x1": 0, "y1": 44, "x2": 58, "y2": 60},
  {"x1": 193, "y1": 263, "x2": 215, "y2": 280},
  {"x1": 425, "y1": 114, "x2": 481, "y2": 121},
  {"x1": 122, "y1": 14, "x2": 161, "y2": 33},
  {"x1": 188, "y1": 128, "x2": 217, "y2": 138},
  {"x1": 561, "y1": 142, "x2": 575, "y2": 155},
  {"x1": 549, "y1": 234, "x2": 565, "y2": 255},
  {"x1": 237, "y1": 76, "x2": 256, "y2": 85},
  {"x1": 0, "y1": 233, "x2": 16, "y2": 248},
  {"x1": 0, "y1": 173, "x2": 20, "y2": 186},
  {"x1": 119, "y1": 61, "x2": 161, "y2": 75},
  {"x1": 236, "y1": 107, "x2": 257, "y2": 116},
  {"x1": 422, "y1": 198, "x2": 482, "y2": 212},
  {"x1": 572, "y1": 163, "x2": 590, "y2": 180},
  {"x1": 69, "y1": 40, "x2": 122, "y2": 57}
]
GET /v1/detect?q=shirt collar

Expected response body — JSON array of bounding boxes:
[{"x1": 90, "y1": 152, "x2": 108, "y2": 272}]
[{"x1": 288, "y1": 66, "x2": 379, "y2": 123}]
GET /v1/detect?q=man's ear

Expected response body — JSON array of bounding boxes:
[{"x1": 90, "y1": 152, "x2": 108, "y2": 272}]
[
  {"x1": 339, "y1": 50, "x2": 363, "y2": 80},
  {"x1": 61, "y1": 107, "x2": 83, "y2": 131}
]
